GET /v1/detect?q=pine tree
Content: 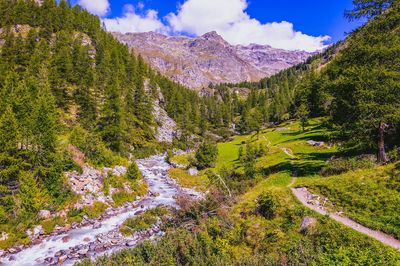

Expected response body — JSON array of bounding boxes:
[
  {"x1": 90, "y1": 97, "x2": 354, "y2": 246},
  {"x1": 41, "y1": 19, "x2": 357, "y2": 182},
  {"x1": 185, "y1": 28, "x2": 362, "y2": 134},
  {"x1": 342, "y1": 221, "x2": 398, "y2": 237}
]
[
  {"x1": 33, "y1": 81, "x2": 58, "y2": 156},
  {"x1": 0, "y1": 105, "x2": 19, "y2": 154},
  {"x1": 99, "y1": 75, "x2": 126, "y2": 153},
  {"x1": 17, "y1": 171, "x2": 46, "y2": 216},
  {"x1": 346, "y1": 0, "x2": 394, "y2": 20}
]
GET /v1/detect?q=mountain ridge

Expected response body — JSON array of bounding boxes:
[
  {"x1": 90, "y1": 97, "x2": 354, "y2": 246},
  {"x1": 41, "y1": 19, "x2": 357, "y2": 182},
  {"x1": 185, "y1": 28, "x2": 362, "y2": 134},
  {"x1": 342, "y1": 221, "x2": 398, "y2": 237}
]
[{"x1": 113, "y1": 31, "x2": 312, "y2": 88}]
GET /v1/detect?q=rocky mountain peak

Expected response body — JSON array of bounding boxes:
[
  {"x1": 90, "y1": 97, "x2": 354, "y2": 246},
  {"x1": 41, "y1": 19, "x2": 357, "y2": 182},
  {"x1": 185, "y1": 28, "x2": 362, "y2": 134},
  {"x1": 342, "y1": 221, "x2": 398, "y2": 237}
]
[
  {"x1": 201, "y1": 31, "x2": 227, "y2": 44},
  {"x1": 114, "y1": 31, "x2": 312, "y2": 89}
]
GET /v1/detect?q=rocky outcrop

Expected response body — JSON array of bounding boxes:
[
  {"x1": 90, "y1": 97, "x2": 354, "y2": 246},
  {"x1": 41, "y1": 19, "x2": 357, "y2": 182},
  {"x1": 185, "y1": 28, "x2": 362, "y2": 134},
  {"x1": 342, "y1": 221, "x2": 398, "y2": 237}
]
[
  {"x1": 145, "y1": 80, "x2": 180, "y2": 143},
  {"x1": 113, "y1": 31, "x2": 312, "y2": 89},
  {"x1": 65, "y1": 165, "x2": 127, "y2": 208},
  {"x1": 153, "y1": 100, "x2": 178, "y2": 143}
]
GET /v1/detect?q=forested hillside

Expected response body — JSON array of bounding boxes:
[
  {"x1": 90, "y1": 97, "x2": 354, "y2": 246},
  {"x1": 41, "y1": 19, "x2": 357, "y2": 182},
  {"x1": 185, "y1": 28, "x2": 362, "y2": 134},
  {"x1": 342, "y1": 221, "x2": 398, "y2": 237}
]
[
  {"x1": 223, "y1": 0, "x2": 399, "y2": 160},
  {"x1": 0, "y1": 0, "x2": 235, "y2": 231}
]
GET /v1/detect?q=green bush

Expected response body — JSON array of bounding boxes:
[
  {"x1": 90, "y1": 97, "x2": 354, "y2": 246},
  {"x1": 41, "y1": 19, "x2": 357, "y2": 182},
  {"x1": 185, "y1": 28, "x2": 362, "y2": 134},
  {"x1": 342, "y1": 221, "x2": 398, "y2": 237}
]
[
  {"x1": 120, "y1": 207, "x2": 167, "y2": 236},
  {"x1": 83, "y1": 202, "x2": 108, "y2": 219},
  {"x1": 69, "y1": 125, "x2": 125, "y2": 167},
  {"x1": 195, "y1": 142, "x2": 218, "y2": 170},
  {"x1": 112, "y1": 192, "x2": 135, "y2": 207},
  {"x1": 257, "y1": 192, "x2": 276, "y2": 219},
  {"x1": 126, "y1": 162, "x2": 141, "y2": 180}
]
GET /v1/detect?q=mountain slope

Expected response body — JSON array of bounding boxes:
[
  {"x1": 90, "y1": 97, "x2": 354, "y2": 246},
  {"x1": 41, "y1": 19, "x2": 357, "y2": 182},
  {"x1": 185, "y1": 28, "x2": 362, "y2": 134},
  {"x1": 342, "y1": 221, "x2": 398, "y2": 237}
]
[{"x1": 113, "y1": 31, "x2": 312, "y2": 88}]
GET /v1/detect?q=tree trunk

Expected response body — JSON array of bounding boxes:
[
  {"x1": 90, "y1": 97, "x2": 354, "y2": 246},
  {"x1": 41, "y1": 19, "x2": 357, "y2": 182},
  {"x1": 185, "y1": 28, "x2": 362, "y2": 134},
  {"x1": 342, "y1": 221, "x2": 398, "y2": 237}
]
[
  {"x1": 378, "y1": 122, "x2": 389, "y2": 164},
  {"x1": 397, "y1": 146, "x2": 400, "y2": 161}
]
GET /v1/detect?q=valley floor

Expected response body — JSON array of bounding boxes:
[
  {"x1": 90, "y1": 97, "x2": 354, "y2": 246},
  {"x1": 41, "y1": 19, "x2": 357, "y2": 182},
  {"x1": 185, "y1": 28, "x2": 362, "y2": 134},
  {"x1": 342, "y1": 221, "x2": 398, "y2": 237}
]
[{"x1": 111, "y1": 117, "x2": 397, "y2": 265}]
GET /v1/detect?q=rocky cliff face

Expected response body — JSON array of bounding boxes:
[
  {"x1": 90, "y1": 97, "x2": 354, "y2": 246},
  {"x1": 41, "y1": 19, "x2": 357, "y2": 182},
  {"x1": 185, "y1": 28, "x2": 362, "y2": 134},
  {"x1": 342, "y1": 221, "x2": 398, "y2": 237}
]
[{"x1": 113, "y1": 31, "x2": 312, "y2": 89}]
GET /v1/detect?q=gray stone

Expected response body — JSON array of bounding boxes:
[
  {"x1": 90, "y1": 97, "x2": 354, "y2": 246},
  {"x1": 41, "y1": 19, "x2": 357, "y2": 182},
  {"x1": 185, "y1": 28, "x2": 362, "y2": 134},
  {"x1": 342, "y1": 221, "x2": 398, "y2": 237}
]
[
  {"x1": 92, "y1": 221, "x2": 101, "y2": 229},
  {"x1": 188, "y1": 167, "x2": 199, "y2": 176},
  {"x1": 300, "y1": 216, "x2": 317, "y2": 233},
  {"x1": 307, "y1": 140, "x2": 325, "y2": 147},
  {"x1": 38, "y1": 210, "x2": 52, "y2": 220},
  {"x1": 77, "y1": 247, "x2": 89, "y2": 255},
  {"x1": 58, "y1": 255, "x2": 67, "y2": 264},
  {"x1": 126, "y1": 240, "x2": 136, "y2": 247},
  {"x1": 33, "y1": 225, "x2": 44, "y2": 237}
]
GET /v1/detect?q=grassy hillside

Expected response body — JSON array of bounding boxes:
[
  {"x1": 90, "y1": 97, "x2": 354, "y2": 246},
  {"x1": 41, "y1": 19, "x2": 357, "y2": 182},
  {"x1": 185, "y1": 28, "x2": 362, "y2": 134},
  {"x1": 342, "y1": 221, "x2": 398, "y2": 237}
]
[
  {"x1": 299, "y1": 163, "x2": 400, "y2": 239},
  {"x1": 80, "y1": 118, "x2": 400, "y2": 265}
]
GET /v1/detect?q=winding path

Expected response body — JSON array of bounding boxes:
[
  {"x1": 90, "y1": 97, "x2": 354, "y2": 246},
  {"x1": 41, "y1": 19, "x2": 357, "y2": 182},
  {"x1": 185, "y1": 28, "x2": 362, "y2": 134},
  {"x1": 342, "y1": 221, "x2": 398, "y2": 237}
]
[{"x1": 291, "y1": 187, "x2": 400, "y2": 250}]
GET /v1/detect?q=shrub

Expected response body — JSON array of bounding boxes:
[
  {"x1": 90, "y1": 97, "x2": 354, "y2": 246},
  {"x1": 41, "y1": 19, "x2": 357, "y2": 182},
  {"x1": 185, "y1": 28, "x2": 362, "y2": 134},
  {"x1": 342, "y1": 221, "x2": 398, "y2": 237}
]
[
  {"x1": 120, "y1": 207, "x2": 167, "y2": 236},
  {"x1": 83, "y1": 202, "x2": 108, "y2": 219},
  {"x1": 126, "y1": 162, "x2": 141, "y2": 180},
  {"x1": 195, "y1": 142, "x2": 218, "y2": 170},
  {"x1": 257, "y1": 192, "x2": 276, "y2": 219},
  {"x1": 112, "y1": 192, "x2": 135, "y2": 207}
]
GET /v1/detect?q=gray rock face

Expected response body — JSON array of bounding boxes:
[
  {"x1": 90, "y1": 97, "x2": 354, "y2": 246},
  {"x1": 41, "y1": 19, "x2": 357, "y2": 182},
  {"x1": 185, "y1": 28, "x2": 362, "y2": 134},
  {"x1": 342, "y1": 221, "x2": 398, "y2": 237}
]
[
  {"x1": 113, "y1": 31, "x2": 312, "y2": 89},
  {"x1": 145, "y1": 80, "x2": 179, "y2": 143}
]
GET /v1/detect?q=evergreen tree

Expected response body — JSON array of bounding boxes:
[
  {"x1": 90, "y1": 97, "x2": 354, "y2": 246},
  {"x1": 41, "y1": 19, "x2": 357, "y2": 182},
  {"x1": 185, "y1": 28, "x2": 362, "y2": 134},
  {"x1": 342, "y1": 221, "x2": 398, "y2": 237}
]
[
  {"x1": 346, "y1": 0, "x2": 394, "y2": 20},
  {"x1": 0, "y1": 106, "x2": 19, "y2": 154},
  {"x1": 17, "y1": 171, "x2": 46, "y2": 216},
  {"x1": 99, "y1": 75, "x2": 126, "y2": 153},
  {"x1": 33, "y1": 81, "x2": 58, "y2": 157}
]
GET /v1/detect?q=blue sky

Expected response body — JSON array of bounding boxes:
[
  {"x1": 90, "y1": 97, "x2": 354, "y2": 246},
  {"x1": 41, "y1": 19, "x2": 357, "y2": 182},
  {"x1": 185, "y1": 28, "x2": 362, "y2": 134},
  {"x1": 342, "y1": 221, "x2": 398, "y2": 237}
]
[
  {"x1": 75, "y1": 0, "x2": 365, "y2": 51},
  {"x1": 105, "y1": 0, "x2": 362, "y2": 42}
]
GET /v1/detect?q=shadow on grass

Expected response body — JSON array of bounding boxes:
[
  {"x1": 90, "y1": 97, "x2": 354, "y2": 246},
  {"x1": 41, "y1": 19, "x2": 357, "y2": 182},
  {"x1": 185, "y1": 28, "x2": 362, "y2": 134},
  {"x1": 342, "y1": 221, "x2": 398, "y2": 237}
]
[
  {"x1": 260, "y1": 161, "x2": 293, "y2": 176},
  {"x1": 260, "y1": 151, "x2": 336, "y2": 178},
  {"x1": 275, "y1": 126, "x2": 331, "y2": 145}
]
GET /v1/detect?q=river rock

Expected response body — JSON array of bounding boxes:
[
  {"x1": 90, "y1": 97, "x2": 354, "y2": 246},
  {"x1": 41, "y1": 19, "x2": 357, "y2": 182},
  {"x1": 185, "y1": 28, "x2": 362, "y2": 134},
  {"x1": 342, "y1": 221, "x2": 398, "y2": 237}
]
[
  {"x1": 62, "y1": 235, "x2": 71, "y2": 243},
  {"x1": 89, "y1": 243, "x2": 96, "y2": 251},
  {"x1": 77, "y1": 247, "x2": 89, "y2": 255},
  {"x1": 8, "y1": 247, "x2": 20, "y2": 254},
  {"x1": 31, "y1": 238, "x2": 42, "y2": 245},
  {"x1": 33, "y1": 225, "x2": 44, "y2": 237},
  {"x1": 126, "y1": 240, "x2": 136, "y2": 247},
  {"x1": 94, "y1": 245, "x2": 105, "y2": 253},
  {"x1": 54, "y1": 224, "x2": 63, "y2": 231},
  {"x1": 300, "y1": 216, "x2": 317, "y2": 233},
  {"x1": 58, "y1": 255, "x2": 67, "y2": 264},
  {"x1": 93, "y1": 221, "x2": 101, "y2": 229}
]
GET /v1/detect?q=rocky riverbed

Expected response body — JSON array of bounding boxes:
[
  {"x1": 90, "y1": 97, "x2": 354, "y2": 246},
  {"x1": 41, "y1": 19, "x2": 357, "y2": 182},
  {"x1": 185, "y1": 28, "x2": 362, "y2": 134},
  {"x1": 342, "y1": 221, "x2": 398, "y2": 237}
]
[{"x1": 0, "y1": 155, "x2": 203, "y2": 266}]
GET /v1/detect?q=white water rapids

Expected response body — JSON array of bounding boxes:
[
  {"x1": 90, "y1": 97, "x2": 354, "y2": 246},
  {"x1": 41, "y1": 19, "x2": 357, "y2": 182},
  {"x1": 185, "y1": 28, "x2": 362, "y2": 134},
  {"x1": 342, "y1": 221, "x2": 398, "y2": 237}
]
[{"x1": 1, "y1": 155, "x2": 202, "y2": 266}]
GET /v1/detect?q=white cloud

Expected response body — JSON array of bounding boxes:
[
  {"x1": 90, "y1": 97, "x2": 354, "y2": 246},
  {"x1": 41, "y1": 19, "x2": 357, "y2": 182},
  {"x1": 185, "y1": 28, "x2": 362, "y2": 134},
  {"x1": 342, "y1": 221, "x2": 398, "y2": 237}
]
[
  {"x1": 103, "y1": 4, "x2": 167, "y2": 34},
  {"x1": 96, "y1": 0, "x2": 330, "y2": 52},
  {"x1": 166, "y1": 0, "x2": 330, "y2": 51},
  {"x1": 78, "y1": 0, "x2": 110, "y2": 17}
]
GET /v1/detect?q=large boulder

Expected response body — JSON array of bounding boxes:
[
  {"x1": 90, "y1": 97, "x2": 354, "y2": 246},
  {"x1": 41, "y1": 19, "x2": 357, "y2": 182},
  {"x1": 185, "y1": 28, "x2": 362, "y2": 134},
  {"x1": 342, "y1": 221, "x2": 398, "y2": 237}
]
[{"x1": 300, "y1": 216, "x2": 317, "y2": 233}]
